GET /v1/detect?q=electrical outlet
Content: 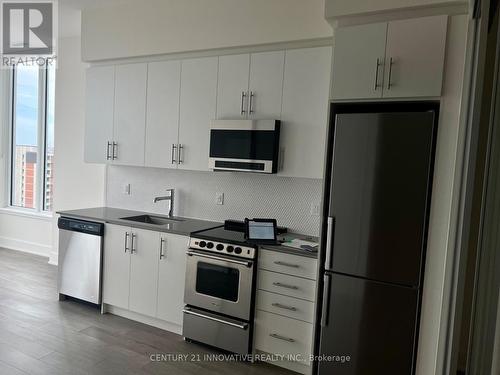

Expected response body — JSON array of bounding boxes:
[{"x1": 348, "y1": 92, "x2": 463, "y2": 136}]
[
  {"x1": 310, "y1": 201, "x2": 320, "y2": 216},
  {"x1": 123, "y1": 183, "x2": 131, "y2": 195},
  {"x1": 216, "y1": 192, "x2": 224, "y2": 205}
]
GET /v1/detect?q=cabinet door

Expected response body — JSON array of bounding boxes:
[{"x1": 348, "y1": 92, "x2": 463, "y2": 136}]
[
  {"x1": 113, "y1": 63, "x2": 147, "y2": 166},
  {"x1": 248, "y1": 51, "x2": 285, "y2": 119},
  {"x1": 383, "y1": 15, "x2": 447, "y2": 98},
  {"x1": 145, "y1": 61, "x2": 181, "y2": 169},
  {"x1": 129, "y1": 229, "x2": 160, "y2": 317},
  {"x1": 103, "y1": 224, "x2": 130, "y2": 309},
  {"x1": 331, "y1": 23, "x2": 387, "y2": 100},
  {"x1": 156, "y1": 233, "x2": 188, "y2": 325},
  {"x1": 84, "y1": 66, "x2": 115, "y2": 163},
  {"x1": 178, "y1": 57, "x2": 218, "y2": 171},
  {"x1": 279, "y1": 47, "x2": 332, "y2": 179},
  {"x1": 216, "y1": 54, "x2": 250, "y2": 119}
]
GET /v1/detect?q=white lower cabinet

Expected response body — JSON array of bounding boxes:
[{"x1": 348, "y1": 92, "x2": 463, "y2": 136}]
[
  {"x1": 103, "y1": 224, "x2": 131, "y2": 309},
  {"x1": 254, "y1": 252, "x2": 318, "y2": 375},
  {"x1": 102, "y1": 224, "x2": 187, "y2": 330},
  {"x1": 128, "y1": 228, "x2": 160, "y2": 317},
  {"x1": 156, "y1": 233, "x2": 189, "y2": 325}
]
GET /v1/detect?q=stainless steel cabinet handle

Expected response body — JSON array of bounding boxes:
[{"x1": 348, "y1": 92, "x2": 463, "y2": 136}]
[
  {"x1": 325, "y1": 217, "x2": 334, "y2": 270},
  {"x1": 272, "y1": 303, "x2": 297, "y2": 311},
  {"x1": 160, "y1": 238, "x2": 166, "y2": 259},
  {"x1": 272, "y1": 282, "x2": 299, "y2": 290},
  {"x1": 274, "y1": 261, "x2": 299, "y2": 268},
  {"x1": 321, "y1": 274, "x2": 331, "y2": 327},
  {"x1": 112, "y1": 142, "x2": 118, "y2": 160},
  {"x1": 106, "y1": 141, "x2": 112, "y2": 160},
  {"x1": 183, "y1": 308, "x2": 248, "y2": 330},
  {"x1": 269, "y1": 333, "x2": 295, "y2": 343},
  {"x1": 124, "y1": 232, "x2": 130, "y2": 253},
  {"x1": 374, "y1": 58, "x2": 381, "y2": 90},
  {"x1": 131, "y1": 233, "x2": 137, "y2": 254},
  {"x1": 240, "y1": 91, "x2": 247, "y2": 116},
  {"x1": 178, "y1": 144, "x2": 184, "y2": 164},
  {"x1": 187, "y1": 251, "x2": 252, "y2": 267},
  {"x1": 387, "y1": 57, "x2": 394, "y2": 90},
  {"x1": 171, "y1": 144, "x2": 177, "y2": 164},
  {"x1": 248, "y1": 91, "x2": 254, "y2": 114}
]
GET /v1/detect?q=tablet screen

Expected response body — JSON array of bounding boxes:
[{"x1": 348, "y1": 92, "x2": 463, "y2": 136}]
[{"x1": 247, "y1": 220, "x2": 276, "y2": 240}]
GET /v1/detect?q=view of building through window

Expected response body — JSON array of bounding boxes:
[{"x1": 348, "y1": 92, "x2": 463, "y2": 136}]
[{"x1": 10, "y1": 66, "x2": 55, "y2": 211}]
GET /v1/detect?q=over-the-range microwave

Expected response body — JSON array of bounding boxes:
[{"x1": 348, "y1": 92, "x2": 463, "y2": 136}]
[{"x1": 208, "y1": 120, "x2": 281, "y2": 174}]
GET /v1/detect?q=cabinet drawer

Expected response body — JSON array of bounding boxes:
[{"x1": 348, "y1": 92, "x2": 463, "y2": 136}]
[
  {"x1": 256, "y1": 290, "x2": 314, "y2": 323},
  {"x1": 259, "y1": 249, "x2": 318, "y2": 280},
  {"x1": 257, "y1": 269, "x2": 316, "y2": 302},
  {"x1": 255, "y1": 310, "x2": 313, "y2": 364}
]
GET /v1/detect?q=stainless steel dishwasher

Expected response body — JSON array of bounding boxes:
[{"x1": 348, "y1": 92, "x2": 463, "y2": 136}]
[{"x1": 58, "y1": 217, "x2": 104, "y2": 304}]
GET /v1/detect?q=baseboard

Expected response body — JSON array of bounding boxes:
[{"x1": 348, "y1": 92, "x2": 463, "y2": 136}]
[
  {"x1": 0, "y1": 235, "x2": 52, "y2": 259},
  {"x1": 105, "y1": 304, "x2": 182, "y2": 335}
]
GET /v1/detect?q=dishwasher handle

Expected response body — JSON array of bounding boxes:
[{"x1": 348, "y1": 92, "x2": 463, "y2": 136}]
[{"x1": 58, "y1": 217, "x2": 104, "y2": 236}]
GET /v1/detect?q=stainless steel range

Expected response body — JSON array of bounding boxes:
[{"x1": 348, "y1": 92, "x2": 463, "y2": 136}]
[{"x1": 183, "y1": 226, "x2": 257, "y2": 355}]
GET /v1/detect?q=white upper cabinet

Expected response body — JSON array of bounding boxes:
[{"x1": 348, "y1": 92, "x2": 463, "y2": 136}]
[
  {"x1": 84, "y1": 66, "x2": 115, "y2": 163},
  {"x1": 248, "y1": 51, "x2": 285, "y2": 119},
  {"x1": 128, "y1": 228, "x2": 160, "y2": 317},
  {"x1": 383, "y1": 16, "x2": 447, "y2": 98},
  {"x1": 145, "y1": 60, "x2": 181, "y2": 169},
  {"x1": 178, "y1": 57, "x2": 218, "y2": 171},
  {"x1": 156, "y1": 233, "x2": 188, "y2": 326},
  {"x1": 280, "y1": 47, "x2": 332, "y2": 179},
  {"x1": 113, "y1": 63, "x2": 147, "y2": 166},
  {"x1": 331, "y1": 23, "x2": 387, "y2": 100},
  {"x1": 331, "y1": 15, "x2": 448, "y2": 100},
  {"x1": 216, "y1": 54, "x2": 251, "y2": 119}
]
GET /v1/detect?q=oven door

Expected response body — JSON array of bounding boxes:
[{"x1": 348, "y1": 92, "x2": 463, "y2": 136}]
[{"x1": 184, "y1": 250, "x2": 254, "y2": 321}]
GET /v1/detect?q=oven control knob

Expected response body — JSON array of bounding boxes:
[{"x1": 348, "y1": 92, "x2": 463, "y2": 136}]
[
  {"x1": 226, "y1": 246, "x2": 234, "y2": 253},
  {"x1": 206, "y1": 242, "x2": 214, "y2": 249},
  {"x1": 216, "y1": 244, "x2": 224, "y2": 251},
  {"x1": 234, "y1": 247, "x2": 242, "y2": 254},
  {"x1": 199, "y1": 241, "x2": 206, "y2": 248}
]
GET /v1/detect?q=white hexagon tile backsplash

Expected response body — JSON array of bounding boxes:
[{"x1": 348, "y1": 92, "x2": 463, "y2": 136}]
[{"x1": 106, "y1": 166, "x2": 323, "y2": 236}]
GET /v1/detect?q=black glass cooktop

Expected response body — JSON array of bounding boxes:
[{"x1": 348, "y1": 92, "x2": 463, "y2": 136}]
[{"x1": 191, "y1": 226, "x2": 249, "y2": 246}]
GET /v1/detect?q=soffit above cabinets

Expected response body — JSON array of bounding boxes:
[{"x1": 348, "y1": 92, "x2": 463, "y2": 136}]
[{"x1": 325, "y1": 0, "x2": 469, "y2": 27}]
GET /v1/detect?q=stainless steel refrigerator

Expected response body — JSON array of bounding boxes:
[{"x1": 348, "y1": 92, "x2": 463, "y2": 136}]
[{"x1": 316, "y1": 102, "x2": 439, "y2": 375}]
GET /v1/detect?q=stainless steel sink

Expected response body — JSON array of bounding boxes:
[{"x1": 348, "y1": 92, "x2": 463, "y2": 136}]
[{"x1": 120, "y1": 215, "x2": 185, "y2": 225}]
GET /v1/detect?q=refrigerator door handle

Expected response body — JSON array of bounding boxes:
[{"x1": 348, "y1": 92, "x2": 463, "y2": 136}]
[
  {"x1": 321, "y1": 274, "x2": 331, "y2": 327},
  {"x1": 324, "y1": 216, "x2": 334, "y2": 270}
]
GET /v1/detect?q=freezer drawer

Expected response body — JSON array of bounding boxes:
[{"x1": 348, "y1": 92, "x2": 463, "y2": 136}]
[{"x1": 318, "y1": 273, "x2": 419, "y2": 375}]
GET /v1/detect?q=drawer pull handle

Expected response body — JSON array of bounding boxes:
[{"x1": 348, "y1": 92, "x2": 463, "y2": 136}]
[
  {"x1": 274, "y1": 261, "x2": 299, "y2": 268},
  {"x1": 273, "y1": 282, "x2": 299, "y2": 290},
  {"x1": 272, "y1": 302, "x2": 297, "y2": 311},
  {"x1": 270, "y1": 333, "x2": 295, "y2": 343}
]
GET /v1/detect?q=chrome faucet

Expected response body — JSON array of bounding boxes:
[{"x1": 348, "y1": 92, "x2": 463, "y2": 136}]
[{"x1": 154, "y1": 189, "x2": 175, "y2": 217}]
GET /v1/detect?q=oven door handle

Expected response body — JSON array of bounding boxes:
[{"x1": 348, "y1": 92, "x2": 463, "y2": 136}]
[
  {"x1": 187, "y1": 251, "x2": 252, "y2": 267},
  {"x1": 183, "y1": 308, "x2": 248, "y2": 330}
]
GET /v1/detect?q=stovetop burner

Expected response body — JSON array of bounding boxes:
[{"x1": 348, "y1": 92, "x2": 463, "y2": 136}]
[{"x1": 189, "y1": 226, "x2": 257, "y2": 259}]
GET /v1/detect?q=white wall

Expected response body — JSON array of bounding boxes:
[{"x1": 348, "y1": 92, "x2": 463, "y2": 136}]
[
  {"x1": 416, "y1": 14, "x2": 469, "y2": 375},
  {"x1": 106, "y1": 166, "x2": 322, "y2": 235},
  {"x1": 81, "y1": 0, "x2": 332, "y2": 61},
  {"x1": 50, "y1": 36, "x2": 106, "y2": 264}
]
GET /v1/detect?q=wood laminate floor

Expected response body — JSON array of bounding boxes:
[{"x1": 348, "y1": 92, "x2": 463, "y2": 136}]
[{"x1": 0, "y1": 248, "x2": 293, "y2": 375}]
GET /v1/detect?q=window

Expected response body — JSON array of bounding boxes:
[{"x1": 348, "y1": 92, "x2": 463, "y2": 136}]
[{"x1": 9, "y1": 65, "x2": 55, "y2": 212}]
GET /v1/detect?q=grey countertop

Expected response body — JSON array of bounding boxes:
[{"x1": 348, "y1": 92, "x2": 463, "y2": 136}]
[
  {"x1": 57, "y1": 207, "x2": 222, "y2": 236},
  {"x1": 57, "y1": 207, "x2": 318, "y2": 258}
]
